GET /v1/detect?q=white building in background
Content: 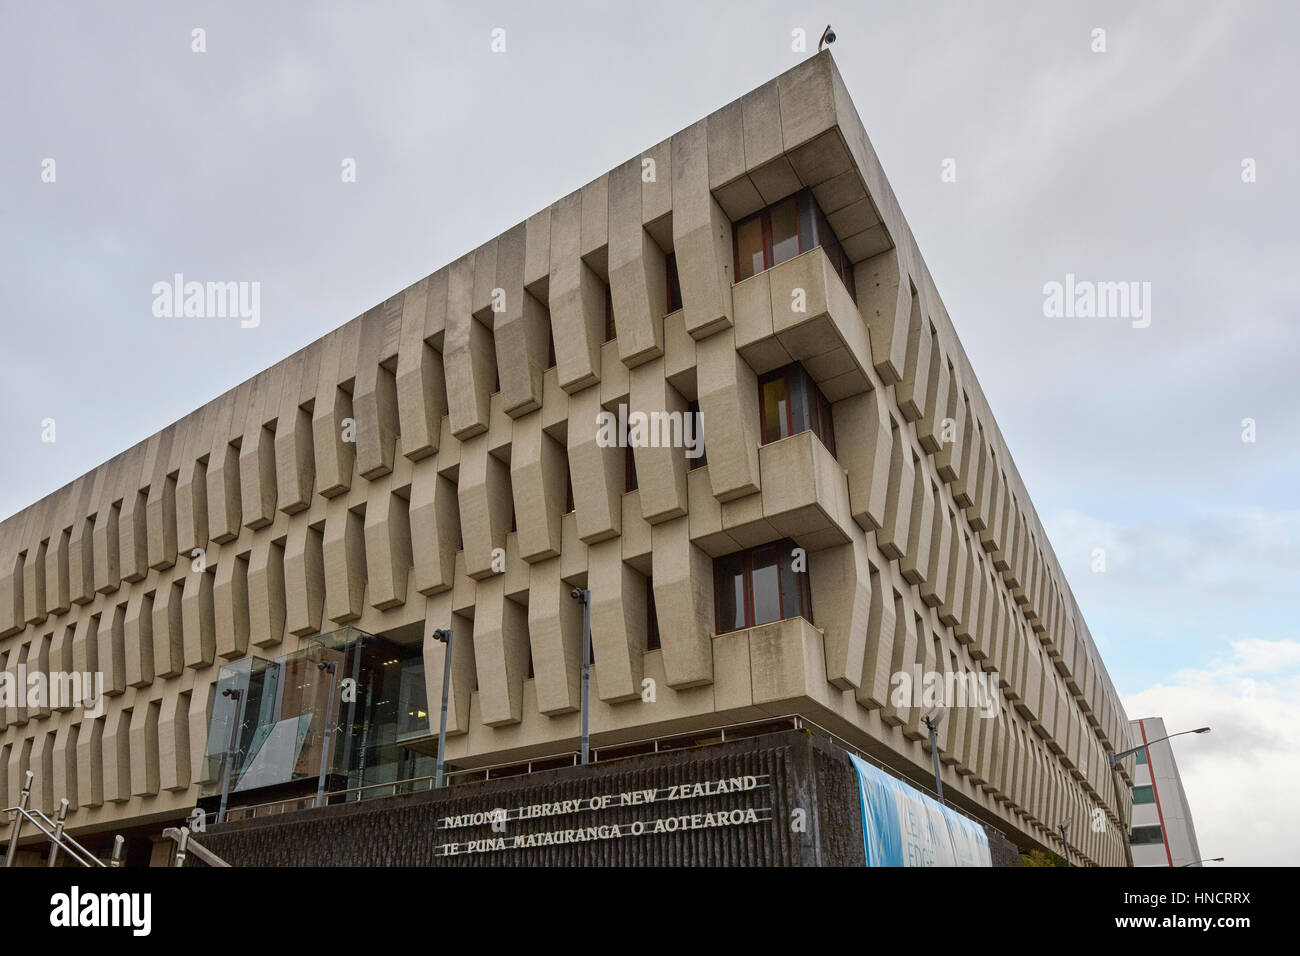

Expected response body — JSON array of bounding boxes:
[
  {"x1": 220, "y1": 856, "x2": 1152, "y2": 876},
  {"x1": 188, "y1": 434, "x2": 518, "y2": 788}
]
[{"x1": 1128, "y1": 716, "x2": 1205, "y2": 866}]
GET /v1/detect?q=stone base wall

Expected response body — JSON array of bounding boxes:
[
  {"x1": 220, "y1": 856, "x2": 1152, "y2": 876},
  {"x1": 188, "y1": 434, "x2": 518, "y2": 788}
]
[{"x1": 190, "y1": 731, "x2": 1019, "y2": 867}]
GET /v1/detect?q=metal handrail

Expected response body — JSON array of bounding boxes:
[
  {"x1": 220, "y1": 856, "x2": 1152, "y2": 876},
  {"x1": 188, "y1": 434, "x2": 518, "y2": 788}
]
[
  {"x1": 3, "y1": 771, "x2": 112, "y2": 868},
  {"x1": 161, "y1": 827, "x2": 230, "y2": 867},
  {"x1": 27, "y1": 806, "x2": 105, "y2": 868},
  {"x1": 212, "y1": 711, "x2": 1003, "y2": 838}
]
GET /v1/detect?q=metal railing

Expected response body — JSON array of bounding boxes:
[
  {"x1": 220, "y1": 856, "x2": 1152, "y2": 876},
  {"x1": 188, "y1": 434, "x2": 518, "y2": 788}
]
[
  {"x1": 213, "y1": 712, "x2": 1002, "y2": 838},
  {"x1": 161, "y1": 827, "x2": 230, "y2": 867},
  {"x1": 3, "y1": 771, "x2": 111, "y2": 867}
]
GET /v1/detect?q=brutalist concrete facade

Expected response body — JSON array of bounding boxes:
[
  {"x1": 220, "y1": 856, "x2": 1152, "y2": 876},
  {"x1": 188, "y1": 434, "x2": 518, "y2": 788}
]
[{"x1": 0, "y1": 52, "x2": 1134, "y2": 866}]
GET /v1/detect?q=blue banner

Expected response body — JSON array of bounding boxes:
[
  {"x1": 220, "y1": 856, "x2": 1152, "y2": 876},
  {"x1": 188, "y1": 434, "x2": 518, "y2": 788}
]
[{"x1": 848, "y1": 753, "x2": 993, "y2": 867}]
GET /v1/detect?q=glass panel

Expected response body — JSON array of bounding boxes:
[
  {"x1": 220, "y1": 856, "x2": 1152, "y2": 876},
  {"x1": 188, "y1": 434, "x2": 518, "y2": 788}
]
[
  {"x1": 761, "y1": 376, "x2": 789, "y2": 443},
  {"x1": 770, "y1": 197, "x2": 800, "y2": 267},
  {"x1": 1131, "y1": 825, "x2": 1164, "y2": 846},
  {"x1": 787, "y1": 365, "x2": 810, "y2": 437},
  {"x1": 778, "y1": 549, "x2": 801, "y2": 621},
  {"x1": 396, "y1": 661, "x2": 430, "y2": 742},
  {"x1": 1132, "y1": 785, "x2": 1155, "y2": 805},
  {"x1": 751, "y1": 548, "x2": 781, "y2": 625},
  {"x1": 1136, "y1": 749, "x2": 1148, "y2": 764},
  {"x1": 735, "y1": 216, "x2": 765, "y2": 282}
]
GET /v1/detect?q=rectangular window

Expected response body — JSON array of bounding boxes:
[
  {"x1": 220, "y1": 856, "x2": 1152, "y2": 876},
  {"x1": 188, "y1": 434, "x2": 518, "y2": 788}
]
[
  {"x1": 604, "y1": 286, "x2": 615, "y2": 342},
  {"x1": 625, "y1": 443, "x2": 638, "y2": 493},
  {"x1": 1130, "y1": 825, "x2": 1164, "y2": 846},
  {"x1": 665, "y1": 253, "x2": 683, "y2": 314},
  {"x1": 713, "y1": 539, "x2": 812, "y2": 634},
  {"x1": 1132, "y1": 785, "x2": 1155, "y2": 805},
  {"x1": 646, "y1": 577, "x2": 660, "y2": 651},
  {"x1": 1136, "y1": 748, "x2": 1148, "y2": 764},
  {"x1": 686, "y1": 400, "x2": 706, "y2": 470},
  {"x1": 547, "y1": 324, "x2": 556, "y2": 369},
  {"x1": 732, "y1": 189, "x2": 856, "y2": 300},
  {"x1": 757, "y1": 363, "x2": 837, "y2": 457}
]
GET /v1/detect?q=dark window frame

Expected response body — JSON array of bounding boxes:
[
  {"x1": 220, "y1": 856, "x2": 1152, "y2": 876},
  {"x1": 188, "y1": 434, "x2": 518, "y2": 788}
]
[
  {"x1": 712, "y1": 539, "x2": 813, "y2": 634},
  {"x1": 731, "y1": 189, "x2": 856, "y2": 300},
  {"x1": 665, "y1": 253, "x2": 683, "y2": 314},
  {"x1": 685, "y1": 399, "x2": 706, "y2": 470},
  {"x1": 646, "y1": 577, "x2": 661, "y2": 651},
  {"x1": 1130, "y1": 825, "x2": 1164, "y2": 846},
  {"x1": 757, "y1": 363, "x2": 837, "y2": 457}
]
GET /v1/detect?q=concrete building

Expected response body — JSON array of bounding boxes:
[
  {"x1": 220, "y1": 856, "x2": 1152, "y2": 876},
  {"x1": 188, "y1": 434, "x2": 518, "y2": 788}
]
[
  {"x1": 1, "y1": 52, "x2": 1135, "y2": 866},
  {"x1": 1128, "y1": 716, "x2": 1204, "y2": 866}
]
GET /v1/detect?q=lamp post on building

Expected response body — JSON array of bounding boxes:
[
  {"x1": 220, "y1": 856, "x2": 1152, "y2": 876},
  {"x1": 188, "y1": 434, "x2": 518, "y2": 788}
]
[
  {"x1": 217, "y1": 686, "x2": 245, "y2": 824},
  {"x1": 1179, "y1": 857, "x2": 1224, "y2": 867},
  {"x1": 921, "y1": 711, "x2": 945, "y2": 803},
  {"x1": 431, "y1": 628, "x2": 453, "y2": 788},
  {"x1": 571, "y1": 588, "x2": 591, "y2": 765},
  {"x1": 314, "y1": 660, "x2": 340, "y2": 808},
  {"x1": 1057, "y1": 823, "x2": 1073, "y2": 867},
  {"x1": 1108, "y1": 726, "x2": 1210, "y2": 765}
]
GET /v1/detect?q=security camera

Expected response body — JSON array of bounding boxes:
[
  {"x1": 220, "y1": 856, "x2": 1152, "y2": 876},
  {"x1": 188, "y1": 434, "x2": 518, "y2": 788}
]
[{"x1": 819, "y1": 25, "x2": 836, "y2": 50}]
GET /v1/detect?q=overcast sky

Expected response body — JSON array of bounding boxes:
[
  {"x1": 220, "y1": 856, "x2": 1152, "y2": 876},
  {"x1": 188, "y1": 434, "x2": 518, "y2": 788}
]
[{"x1": 2, "y1": 1, "x2": 1296, "y2": 864}]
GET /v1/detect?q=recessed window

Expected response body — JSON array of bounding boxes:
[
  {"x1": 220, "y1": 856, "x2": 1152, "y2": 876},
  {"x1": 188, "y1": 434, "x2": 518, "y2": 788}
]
[
  {"x1": 757, "y1": 363, "x2": 837, "y2": 457},
  {"x1": 713, "y1": 539, "x2": 812, "y2": 634},
  {"x1": 646, "y1": 577, "x2": 661, "y2": 651},
  {"x1": 665, "y1": 253, "x2": 683, "y2": 314},
  {"x1": 565, "y1": 468, "x2": 574, "y2": 514},
  {"x1": 1130, "y1": 825, "x2": 1163, "y2": 846},
  {"x1": 686, "y1": 400, "x2": 706, "y2": 470},
  {"x1": 624, "y1": 443, "x2": 638, "y2": 493},
  {"x1": 1132, "y1": 785, "x2": 1155, "y2": 805},
  {"x1": 732, "y1": 189, "x2": 856, "y2": 300},
  {"x1": 604, "y1": 286, "x2": 616, "y2": 342}
]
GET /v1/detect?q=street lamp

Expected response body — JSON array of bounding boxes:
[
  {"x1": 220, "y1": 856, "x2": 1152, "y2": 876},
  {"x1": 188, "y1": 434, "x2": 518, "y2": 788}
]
[
  {"x1": 921, "y1": 711, "x2": 945, "y2": 803},
  {"x1": 570, "y1": 588, "x2": 591, "y2": 765},
  {"x1": 217, "y1": 686, "x2": 245, "y2": 824},
  {"x1": 1109, "y1": 726, "x2": 1210, "y2": 765},
  {"x1": 314, "y1": 659, "x2": 340, "y2": 808},
  {"x1": 1057, "y1": 823, "x2": 1073, "y2": 867},
  {"x1": 1179, "y1": 857, "x2": 1225, "y2": 867},
  {"x1": 431, "y1": 628, "x2": 452, "y2": 788}
]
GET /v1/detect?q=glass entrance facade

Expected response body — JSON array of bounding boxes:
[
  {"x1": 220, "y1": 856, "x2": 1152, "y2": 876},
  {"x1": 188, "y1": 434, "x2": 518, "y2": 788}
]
[{"x1": 200, "y1": 627, "x2": 433, "y2": 804}]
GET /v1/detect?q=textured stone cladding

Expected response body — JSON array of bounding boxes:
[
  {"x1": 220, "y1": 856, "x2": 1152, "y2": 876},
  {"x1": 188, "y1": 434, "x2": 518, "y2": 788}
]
[
  {"x1": 191, "y1": 732, "x2": 1018, "y2": 867},
  {"x1": 0, "y1": 48, "x2": 1133, "y2": 866}
]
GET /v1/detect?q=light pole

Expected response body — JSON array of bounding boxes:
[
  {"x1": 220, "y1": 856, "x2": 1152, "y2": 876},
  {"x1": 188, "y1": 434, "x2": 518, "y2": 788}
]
[
  {"x1": 431, "y1": 628, "x2": 452, "y2": 788},
  {"x1": 571, "y1": 588, "x2": 591, "y2": 765},
  {"x1": 921, "y1": 711, "x2": 945, "y2": 803},
  {"x1": 315, "y1": 659, "x2": 340, "y2": 808},
  {"x1": 1057, "y1": 823, "x2": 1073, "y2": 867},
  {"x1": 1179, "y1": 857, "x2": 1224, "y2": 867},
  {"x1": 216, "y1": 686, "x2": 245, "y2": 824},
  {"x1": 1109, "y1": 726, "x2": 1210, "y2": 765}
]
